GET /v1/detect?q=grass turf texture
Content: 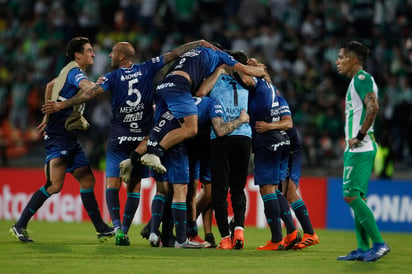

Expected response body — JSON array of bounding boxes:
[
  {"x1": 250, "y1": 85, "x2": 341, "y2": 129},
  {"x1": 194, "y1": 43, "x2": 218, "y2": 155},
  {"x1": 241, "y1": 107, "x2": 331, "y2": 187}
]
[{"x1": 0, "y1": 220, "x2": 410, "y2": 273}]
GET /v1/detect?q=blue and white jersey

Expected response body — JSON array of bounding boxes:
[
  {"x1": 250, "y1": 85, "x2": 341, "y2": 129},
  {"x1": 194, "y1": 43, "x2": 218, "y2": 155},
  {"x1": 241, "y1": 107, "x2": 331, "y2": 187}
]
[
  {"x1": 99, "y1": 56, "x2": 165, "y2": 140},
  {"x1": 209, "y1": 74, "x2": 252, "y2": 140},
  {"x1": 277, "y1": 96, "x2": 300, "y2": 150},
  {"x1": 248, "y1": 78, "x2": 280, "y2": 132},
  {"x1": 167, "y1": 47, "x2": 238, "y2": 92},
  {"x1": 194, "y1": 96, "x2": 225, "y2": 131},
  {"x1": 46, "y1": 67, "x2": 88, "y2": 139}
]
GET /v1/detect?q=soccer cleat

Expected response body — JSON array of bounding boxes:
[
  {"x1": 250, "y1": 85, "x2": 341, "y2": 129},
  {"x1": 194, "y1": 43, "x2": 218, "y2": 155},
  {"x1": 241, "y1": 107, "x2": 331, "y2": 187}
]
[
  {"x1": 97, "y1": 226, "x2": 115, "y2": 242},
  {"x1": 115, "y1": 228, "x2": 130, "y2": 246},
  {"x1": 283, "y1": 229, "x2": 302, "y2": 250},
  {"x1": 293, "y1": 233, "x2": 319, "y2": 249},
  {"x1": 232, "y1": 228, "x2": 244, "y2": 250},
  {"x1": 10, "y1": 225, "x2": 33, "y2": 243},
  {"x1": 149, "y1": 232, "x2": 161, "y2": 247},
  {"x1": 189, "y1": 235, "x2": 211, "y2": 248},
  {"x1": 174, "y1": 238, "x2": 204, "y2": 248},
  {"x1": 140, "y1": 224, "x2": 150, "y2": 240},
  {"x1": 362, "y1": 243, "x2": 391, "y2": 262},
  {"x1": 119, "y1": 159, "x2": 132, "y2": 183},
  {"x1": 337, "y1": 249, "x2": 367, "y2": 261},
  {"x1": 141, "y1": 153, "x2": 167, "y2": 174},
  {"x1": 217, "y1": 237, "x2": 233, "y2": 250},
  {"x1": 205, "y1": 233, "x2": 217, "y2": 248},
  {"x1": 257, "y1": 240, "x2": 285, "y2": 251}
]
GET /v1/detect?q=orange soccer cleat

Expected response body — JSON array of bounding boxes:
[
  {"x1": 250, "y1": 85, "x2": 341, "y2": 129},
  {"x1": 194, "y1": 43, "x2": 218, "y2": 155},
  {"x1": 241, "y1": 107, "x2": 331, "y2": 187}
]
[
  {"x1": 217, "y1": 236, "x2": 233, "y2": 250},
  {"x1": 257, "y1": 240, "x2": 285, "y2": 251},
  {"x1": 283, "y1": 229, "x2": 302, "y2": 250},
  {"x1": 293, "y1": 233, "x2": 319, "y2": 249}
]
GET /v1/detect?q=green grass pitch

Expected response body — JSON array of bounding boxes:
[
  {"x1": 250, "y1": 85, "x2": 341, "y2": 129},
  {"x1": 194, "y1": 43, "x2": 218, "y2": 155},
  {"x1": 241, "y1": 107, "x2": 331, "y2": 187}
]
[{"x1": 0, "y1": 220, "x2": 410, "y2": 273}]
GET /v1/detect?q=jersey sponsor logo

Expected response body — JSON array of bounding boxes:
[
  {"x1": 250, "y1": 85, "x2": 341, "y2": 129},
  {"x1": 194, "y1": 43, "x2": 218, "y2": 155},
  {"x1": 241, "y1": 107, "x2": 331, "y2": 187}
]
[
  {"x1": 120, "y1": 71, "x2": 143, "y2": 81},
  {"x1": 156, "y1": 82, "x2": 176, "y2": 90},
  {"x1": 358, "y1": 74, "x2": 365, "y2": 80},
  {"x1": 117, "y1": 136, "x2": 144, "y2": 144},
  {"x1": 147, "y1": 140, "x2": 158, "y2": 146},
  {"x1": 123, "y1": 112, "x2": 143, "y2": 122},
  {"x1": 161, "y1": 111, "x2": 174, "y2": 120},
  {"x1": 343, "y1": 180, "x2": 351, "y2": 185},
  {"x1": 271, "y1": 140, "x2": 290, "y2": 151},
  {"x1": 119, "y1": 104, "x2": 145, "y2": 113},
  {"x1": 180, "y1": 49, "x2": 201, "y2": 58}
]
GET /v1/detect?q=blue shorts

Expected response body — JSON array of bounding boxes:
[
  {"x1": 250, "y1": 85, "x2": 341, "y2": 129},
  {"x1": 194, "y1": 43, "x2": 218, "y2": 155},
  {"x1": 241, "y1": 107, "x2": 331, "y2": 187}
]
[
  {"x1": 44, "y1": 135, "x2": 89, "y2": 173},
  {"x1": 287, "y1": 144, "x2": 303, "y2": 185},
  {"x1": 253, "y1": 132, "x2": 289, "y2": 186},
  {"x1": 152, "y1": 143, "x2": 189, "y2": 184},
  {"x1": 106, "y1": 138, "x2": 150, "y2": 178},
  {"x1": 156, "y1": 75, "x2": 197, "y2": 119}
]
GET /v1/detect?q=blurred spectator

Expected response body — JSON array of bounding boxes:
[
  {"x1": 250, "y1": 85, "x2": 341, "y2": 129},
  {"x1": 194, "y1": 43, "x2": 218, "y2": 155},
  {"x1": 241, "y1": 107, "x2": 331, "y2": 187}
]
[{"x1": 1, "y1": 0, "x2": 411, "y2": 173}]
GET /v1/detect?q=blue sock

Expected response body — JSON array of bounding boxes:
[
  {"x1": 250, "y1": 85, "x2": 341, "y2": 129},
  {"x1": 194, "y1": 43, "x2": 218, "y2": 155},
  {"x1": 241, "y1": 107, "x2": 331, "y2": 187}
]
[
  {"x1": 262, "y1": 192, "x2": 282, "y2": 243},
  {"x1": 150, "y1": 194, "x2": 166, "y2": 235},
  {"x1": 172, "y1": 202, "x2": 187, "y2": 244},
  {"x1": 122, "y1": 192, "x2": 140, "y2": 234},
  {"x1": 291, "y1": 199, "x2": 314, "y2": 235},
  {"x1": 105, "y1": 188, "x2": 121, "y2": 229},
  {"x1": 15, "y1": 187, "x2": 50, "y2": 228},
  {"x1": 81, "y1": 188, "x2": 107, "y2": 232},
  {"x1": 277, "y1": 190, "x2": 296, "y2": 234},
  {"x1": 186, "y1": 220, "x2": 198, "y2": 237}
]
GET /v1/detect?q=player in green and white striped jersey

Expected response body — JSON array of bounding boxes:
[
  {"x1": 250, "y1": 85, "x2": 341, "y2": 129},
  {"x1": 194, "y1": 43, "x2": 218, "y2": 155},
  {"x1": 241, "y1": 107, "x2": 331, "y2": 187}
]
[{"x1": 335, "y1": 41, "x2": 390, "y2": 262}]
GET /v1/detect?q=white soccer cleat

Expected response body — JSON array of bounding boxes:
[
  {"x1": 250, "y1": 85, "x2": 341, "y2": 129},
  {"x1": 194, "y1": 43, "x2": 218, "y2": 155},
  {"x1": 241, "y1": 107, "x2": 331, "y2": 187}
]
[
  {"x1": 141, "y1": 153, "x2": 167, "y2": 174},
  {"x1": 119, "y1": 158, "x2": 132, "y2": 183}
]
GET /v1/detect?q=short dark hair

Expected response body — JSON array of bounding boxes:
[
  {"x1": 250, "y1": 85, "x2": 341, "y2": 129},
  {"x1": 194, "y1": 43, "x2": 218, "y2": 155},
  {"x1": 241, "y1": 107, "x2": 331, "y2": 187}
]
[
  {"x1": 66, "y1": 37, "x2": 90, "y2": 61},
  {"x1": 341, "y1": 41, "x2": 370, "y2": 64},
  {"x1": 230, "y1": 50, "x2": 248, "y2": 65}
]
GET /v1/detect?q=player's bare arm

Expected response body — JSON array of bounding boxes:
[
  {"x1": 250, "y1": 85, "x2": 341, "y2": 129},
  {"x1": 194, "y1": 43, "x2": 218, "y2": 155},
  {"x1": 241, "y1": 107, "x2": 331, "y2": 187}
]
[
  {"x1": 348, "y1": 92, "x2": 379, "y2": 149},
  {"x1": 163, "y1": 39, "x2": 217, "y2": 63},
  {"x1": 195, "y1": 65, "x2": 227, "y2": 97},
  {"x1": 211, "y1": 109, "x2": 249, "y2": 137},
  {"x1": 42, "y1": 80, "x2": 104, "y2": 114},
  {"x1": 255, "y1": 115, "x2": 293, "y2": 134}
]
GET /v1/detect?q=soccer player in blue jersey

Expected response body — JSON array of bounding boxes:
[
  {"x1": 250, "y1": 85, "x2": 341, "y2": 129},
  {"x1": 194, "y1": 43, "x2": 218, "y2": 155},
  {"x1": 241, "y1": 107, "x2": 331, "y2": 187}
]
[
  {"x1": 274, "y1": 96, "x2": 319, "y2": 250},
  {"x1": 42, "y1": 39, "x2": 217, "y2": 245},
  {"x1": 146, "y1": 96, "x2": 249, "y2": 248},
  {"x1": 140, "y1": 46, "x2": 265, "y2": 174},
  {"x1": 10, "y1": 37, "x2": 114, "y2": 243},
  {"x1": 233, "y1": 59, "x2": 289, "y2": 251},
  {"x1": 196, "y1": 52, "x2": 253, "y2": 250}
]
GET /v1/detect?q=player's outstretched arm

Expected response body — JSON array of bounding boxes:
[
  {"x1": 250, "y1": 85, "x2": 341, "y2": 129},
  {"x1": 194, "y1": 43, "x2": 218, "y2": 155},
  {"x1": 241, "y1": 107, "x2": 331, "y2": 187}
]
[
  {"x1": 163, "y1": 39, "x2": 217, "y2": 64},
  {"x1": 195, "y1": 65, "x2": 226, "y2": 97},
  {"x1": 42, "y1": 79, "x2": 104, "y2": 114}
]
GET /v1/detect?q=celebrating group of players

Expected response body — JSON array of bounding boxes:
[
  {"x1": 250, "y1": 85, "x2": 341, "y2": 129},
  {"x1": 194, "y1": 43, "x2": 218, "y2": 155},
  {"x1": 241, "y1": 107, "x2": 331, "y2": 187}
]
[{"x1": 10, "y1": 36, "x2": 318, "y2": 251}]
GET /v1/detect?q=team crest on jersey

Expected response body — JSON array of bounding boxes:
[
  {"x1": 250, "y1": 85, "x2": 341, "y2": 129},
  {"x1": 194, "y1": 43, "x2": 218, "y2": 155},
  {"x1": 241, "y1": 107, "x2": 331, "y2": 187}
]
[{"x1": 358, "y1": 74, "x2": 365, "y2": 80}]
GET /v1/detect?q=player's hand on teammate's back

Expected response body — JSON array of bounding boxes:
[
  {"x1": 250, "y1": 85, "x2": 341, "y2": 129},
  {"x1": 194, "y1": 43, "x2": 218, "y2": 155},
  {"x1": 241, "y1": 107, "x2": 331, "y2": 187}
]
[{"x1": 42, "y1": 100, "x2": 62, "y2": 114}]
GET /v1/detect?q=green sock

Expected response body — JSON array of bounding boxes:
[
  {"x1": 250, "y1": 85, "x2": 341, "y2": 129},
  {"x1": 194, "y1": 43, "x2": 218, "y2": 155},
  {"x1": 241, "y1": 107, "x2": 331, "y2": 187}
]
[
  {"x1": 349, "y1": 197, "x2": 384, "y2": 245},
  {"x1": 354, "y1": 214, "x2": 370, "y2": 251}
]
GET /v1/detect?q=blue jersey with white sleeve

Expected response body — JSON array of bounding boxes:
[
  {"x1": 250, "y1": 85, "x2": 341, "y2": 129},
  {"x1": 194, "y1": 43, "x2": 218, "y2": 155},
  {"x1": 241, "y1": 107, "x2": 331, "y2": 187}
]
[
  {"x1": 167, "y1": 47, "x2": 238, "y2": 92},
  {"x1": 209, "y1": 74, "x2": 251, "y2": 140},
  {"x1": 46, "y1": 67, "x2": 88, "y2": 139},
  {"x1": 99, "y1": 56, "x2": 165, "y2": 140}
]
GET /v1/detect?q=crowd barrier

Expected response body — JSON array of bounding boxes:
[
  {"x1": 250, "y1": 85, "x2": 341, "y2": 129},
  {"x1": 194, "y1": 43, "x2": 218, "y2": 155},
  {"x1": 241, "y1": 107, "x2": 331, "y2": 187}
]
[{"x1": 0, "y1": 168, "x2": 410, "y2": 232}]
